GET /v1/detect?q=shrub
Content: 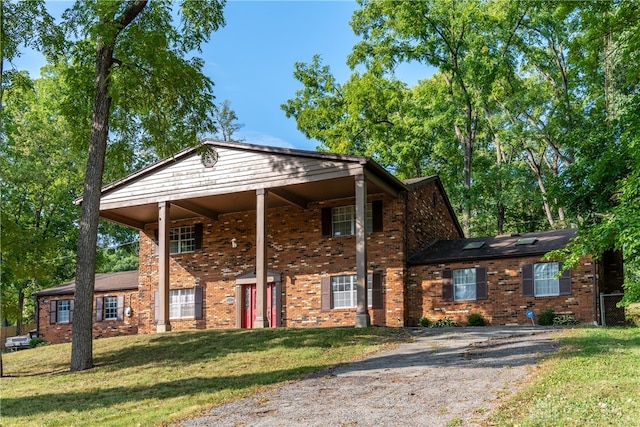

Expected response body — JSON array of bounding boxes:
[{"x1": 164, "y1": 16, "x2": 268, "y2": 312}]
[
  {"x1": 29, "y1": 337, "x2": 46, "y2": 348},
  {"x1": 467, "y1": 313, "x2": 486, "y2": 326},
  {"x1": 418, "y1": 316, "x2": 432, "y2": 327},
  {"x1": 553, "y1": 314, "x2": 580, "y2": 326},
  {"x1": 537, "y1": 308, "x2": 555, "y2": 326},
  {"x1": 431, "y1": 317, "x2": 458, "y2": 328}
]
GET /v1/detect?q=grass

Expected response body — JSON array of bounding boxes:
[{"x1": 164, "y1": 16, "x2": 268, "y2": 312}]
[
  {"x1": 0, "y1": 327, "x2": 409, "y2": 426},
  {"x1": 488, "y1": 327, "x2": 640, "y2": 427}
]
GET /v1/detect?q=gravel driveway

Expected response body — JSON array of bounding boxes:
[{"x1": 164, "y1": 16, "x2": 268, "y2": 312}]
[{"x1": 178, "y1": 326, "x2": 559, "y2": 427}]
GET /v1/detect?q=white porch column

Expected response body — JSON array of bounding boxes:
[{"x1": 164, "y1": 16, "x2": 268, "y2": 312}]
[
  {"x1": 254, "y1": 188, "x2": 269, "y2": 328},
  {"x1": 354, "y1": 174, "x2": 370, "y2": 327},
  {"x1": 157, "y1": 201, "x2": 171, "y2": 332}
]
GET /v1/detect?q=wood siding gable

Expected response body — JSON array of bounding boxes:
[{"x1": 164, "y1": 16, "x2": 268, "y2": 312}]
[{"x1": 100, "y1": 147, "x2": 364, "y2": 210}]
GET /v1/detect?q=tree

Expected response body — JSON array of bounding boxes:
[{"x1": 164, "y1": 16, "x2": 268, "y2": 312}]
[
  {"x1": 61, "y1": 0, "x2": 225, "y2": 371},
  {"x1": 1, "y1": 70, "x2": 82, "y2": 332},
  {"x1": 213, "y1": 99, "x2": 244, "y2": 141}
]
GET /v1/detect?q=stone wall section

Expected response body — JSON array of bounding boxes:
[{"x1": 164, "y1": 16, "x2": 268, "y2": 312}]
[{"x1": 407, "y1": 255, "x2": 596, "y2": 326}]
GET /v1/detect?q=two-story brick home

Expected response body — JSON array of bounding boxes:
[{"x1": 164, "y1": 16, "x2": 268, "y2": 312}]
[{"x1": 83, "y1": 139, "x2": 463, "y2": 334}]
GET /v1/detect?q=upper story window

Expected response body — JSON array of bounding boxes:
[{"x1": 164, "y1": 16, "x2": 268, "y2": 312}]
[
  {"x1": 321, "y1": 200, "x2": 383, "y2": 237},
  {"x1": 170, "y1": 225, "x2": 195, "y2": 254},
  {"x1": 154, "y1": 224, "x2": 203, "y2": 255}
]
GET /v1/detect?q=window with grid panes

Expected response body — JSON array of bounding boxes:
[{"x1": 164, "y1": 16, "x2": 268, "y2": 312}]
[
  {"x1": 331, "y1": 204, "x2": 373, "y2": 236},
  {"x1": 170, "y1": 225, "x2": 195, "y2": 254},
  {"x1": 533, "y1": 262, "x2": 560, "y2": 296},
  {"x1": 170, "y1": 288, "x2": 195, "y2": 319},
  {"x1": 104, "y1": 296, "x2": 118, "y2": 320},
  {"x1": 331, "y1": 274, "x2": 373, "y2": 309},
  {"x1": 57, "y1": 300, "x2": 71, "y2": 323},
  {"x1": 453, "y1": 268, "x2": 476, "y2": 300}
]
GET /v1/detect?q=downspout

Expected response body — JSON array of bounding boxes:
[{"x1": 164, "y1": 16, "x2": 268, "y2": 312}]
[
  {"x1": 403, "y1": 190, "x2": 410, "y2": 327},
  {"x1": 593, "y1": 259, "x2": 599, "y2": 325}
]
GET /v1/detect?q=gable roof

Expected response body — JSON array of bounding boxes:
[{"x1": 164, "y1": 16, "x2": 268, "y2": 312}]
[
  {"x1": 35, "y1": 270, "x2": 139, "y2": 297},
  {"x1": 408, "y1": 229, "x2": 577, "y2": 265}
]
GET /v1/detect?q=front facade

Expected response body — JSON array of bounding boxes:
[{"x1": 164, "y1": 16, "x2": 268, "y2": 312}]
[
  {"x1": 91, "y1": 140, "x2": 463, "y2": 334},
  {"x1": 35, "y1": 270, "x2": 139, "y2": 344}
]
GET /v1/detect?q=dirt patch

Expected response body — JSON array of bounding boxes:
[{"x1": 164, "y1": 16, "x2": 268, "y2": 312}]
[{"x1": 177, "y1": 326, "x2": 559, "y2": 427}]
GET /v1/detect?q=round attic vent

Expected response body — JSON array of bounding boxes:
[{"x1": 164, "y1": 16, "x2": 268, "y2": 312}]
[{"x1": 200, "y1": 147, "x2": 219, "y2": 168}]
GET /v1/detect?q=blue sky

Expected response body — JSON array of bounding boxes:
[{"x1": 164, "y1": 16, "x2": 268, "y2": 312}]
[{"x1": 13, "y1": 1, "x2": 432, "y2": 152}]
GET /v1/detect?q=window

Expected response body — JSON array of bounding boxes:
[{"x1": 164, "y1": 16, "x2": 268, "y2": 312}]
[
  {"x1": 321, "y1": 201, "x2": 383, "y2": 237},
  {"x1": 325, "y1": 274, "x2": 378, "y2": 309},
  {"x1": 154, "y1": 224, "x2": 203, "y2": 255},
  {"x1": 49, "y1": 299, "x2": 74, "y2": 324},
  {"x1": 57, "y1": 300, "x2": 71, "y2": 323},
  {"x1": 442, "y1": 268, "x2": 488, "y2": 301},
  {"x1": 331, "y1": 204, "x2": 373, "y2": 236},
  {"x1": 522, "y1": 262, "x2": 571, "y2": 297},
  {"x1": 104, "y1": 296, "x2": 118, "y2": 320},
  {"x1": 534, "y1": 262, "x2": 560, "y2": 296},
  {"x1": 170, "y1": 225, "x2": 195, "y2": 254},
  {"x1": 170, "y1": 288, "x2": 195, "y2": 319},
  {"x1": 453, "y1": 268, "x2": 476, "y2": 300}
]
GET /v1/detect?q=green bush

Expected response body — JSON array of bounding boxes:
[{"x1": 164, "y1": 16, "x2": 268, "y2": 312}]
[
  {"x1": 28, "y1": 337, "x2": 46, "y2": 348},
  {"x1": 553, "y1": 314, "x2": 580, "y2": 326},
  {"x1": 418, "y1": 316, "x2": 432, "y2": 327},
  {"x1": 467, "y1": 312, "x2": 487, "y2": 326},
  {"x1": 537, "y1": 308, "x2": 555, "y2": 326},
  {"x1": 626, "y1": 303, "x2": 640, "y2": 327},
  {"x1": 432, "y1": 317, "x2": 458, "y2": 328}
]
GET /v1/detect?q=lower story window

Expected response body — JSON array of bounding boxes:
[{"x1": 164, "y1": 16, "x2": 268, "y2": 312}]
[
  {"x1": 453, "y1": 268, "x2": 476, "y2": 301},
  {"x1": 104, "y1": 296, "x2": 118, "y2": 320},
  {"x1": 534, "y1": 262, "x2": 560, "y2": 296},
  {"x1": 57, "y1": 300, "x2": 71, "y2": 323},
  {"x1": 170, "y1": 288, "x2": 195, "y2": 319},
  {"x1": 331, "y1": 274, "x2": 373, "y2": 309}
]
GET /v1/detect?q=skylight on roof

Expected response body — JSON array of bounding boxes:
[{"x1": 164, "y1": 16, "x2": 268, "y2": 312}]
[
  {"x1": 463, "y1": 241, "x2": 485, "y2": 250},
  {"x1": 515, "y1": 237, "x2": 538, "y2": 246}
]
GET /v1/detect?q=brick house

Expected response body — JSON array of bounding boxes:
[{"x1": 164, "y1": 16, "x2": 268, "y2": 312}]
[
  {"x1": 35, "y1": 270, "x2": 139, "y2": 344},
  {"x1": 407, "y1": 229, "x2": 625, "y2": 326},
  {"x1": 79, "y1": 139, "x2": 463, "y2": 334}
]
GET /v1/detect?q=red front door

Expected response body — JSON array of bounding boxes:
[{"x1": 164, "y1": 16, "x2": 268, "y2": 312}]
[{"x1": 242, "y1": 282, "x2": 277, "y2": 328}]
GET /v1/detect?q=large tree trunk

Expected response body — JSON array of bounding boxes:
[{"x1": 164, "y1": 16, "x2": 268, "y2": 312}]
[
  {"x1": 16, "y1": 286, "x2": 24, "y2": 335},
  {"x1": 70, "y1": 0, "x2": 147, "y2": 372},
  {"x1": 70, "y1": 42, "x2": 114, "y2": 372}
]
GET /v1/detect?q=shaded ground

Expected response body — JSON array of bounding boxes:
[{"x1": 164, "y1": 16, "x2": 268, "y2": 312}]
[{"x1": 178, "y1": 326, "x2": 558, "y2": 427}]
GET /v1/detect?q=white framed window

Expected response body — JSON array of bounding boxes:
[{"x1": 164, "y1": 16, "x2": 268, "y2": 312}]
[
  {"x1": 170, "y1": 225, "x2": 195, "y2": 254},
  {"x1": 170, "y1": 288, "x2": 195, "y2": 319},
  {"x1": 57, "y1": 300, "x2": 71, "y2": 323},
  {"x1": 331, "y1": 204, "x2": 373, "y2": 236},
  {"x1": 104, "y1": 296, "x2": 118, "y2": 320},
  {"x1": 534, "y1": 262, "x2": 560, "y2": 296},
  {"x1": 453, "y1": 268, "x2": 477, "y2": 301},
  {"x1": 331, "y1": 274, "x2": 373, "y2": 309}
]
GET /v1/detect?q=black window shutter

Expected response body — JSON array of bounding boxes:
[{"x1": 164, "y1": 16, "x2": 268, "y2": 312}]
[
  {"x1": 559, "y1": 262, "x2": 572, "y2": 295},
  {"x1": 50, "y1": 300, "x2": 57, "y2": 324},
  {"x1": 96, "y1": 297, "x2": 104, "y2": 322},
  {"x1": 69, "y1": 299, "x2": 74, "y2": 323},
  {"x1": 154, "y1": 229, "x2": 159, "y2": 255},
  {"x1": 372, "y1": 200, "x2": 383, "y2": 232},
  {"x1": 522, "y1": 264, "x2": 534, "y2": 297},
  {"x1": 442, "y1": 269, "x2": 453, "y2": 301},
  {"x1": 194, "y1": 286, "x2": 203, "y2": 319},
  {"x1": 371, "y1": 272, "x2": 383, "y2": 309},
  {"x1": 476, "y1": 267, "x2": 488, "y2": 300},
  {"x1": 194, "y1": 223, "x2": 204, "y2": 251},
  {"x1": 117, "y1": 295, "x2": 125, "y2": 321},
  {"x1": 321, "y1": 208, "x2": 332, "y2": 237},
  {"x1": 154, "y1": 290, "x2": 159, "y2": 323},
  {"x1": 320, "y1": 276, "x2": 331, "y2": 311}
]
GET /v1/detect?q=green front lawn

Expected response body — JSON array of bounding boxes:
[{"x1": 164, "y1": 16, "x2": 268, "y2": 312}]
[
  {"x1": 1, "y1": 327, "x2": 407, "y2": 426},
  {"x1": 488, "y1": 327, "x2": 640, "y2": 426}
]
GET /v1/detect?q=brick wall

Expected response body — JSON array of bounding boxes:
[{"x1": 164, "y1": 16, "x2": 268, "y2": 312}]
[
  {"x1": 138, "y1": 192, "x2": 410, "y2": 333},
  {"x1": 36, "y1": 290, "x2": 139, "y2": 344},
  {"x1": 407, "y1": 255, "x2": 597, "y2": 326}
]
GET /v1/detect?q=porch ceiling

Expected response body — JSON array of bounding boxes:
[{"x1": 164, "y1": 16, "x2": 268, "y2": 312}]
[{"x1": 99, "y1": 175, "x2": 388, "y2": 230}]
